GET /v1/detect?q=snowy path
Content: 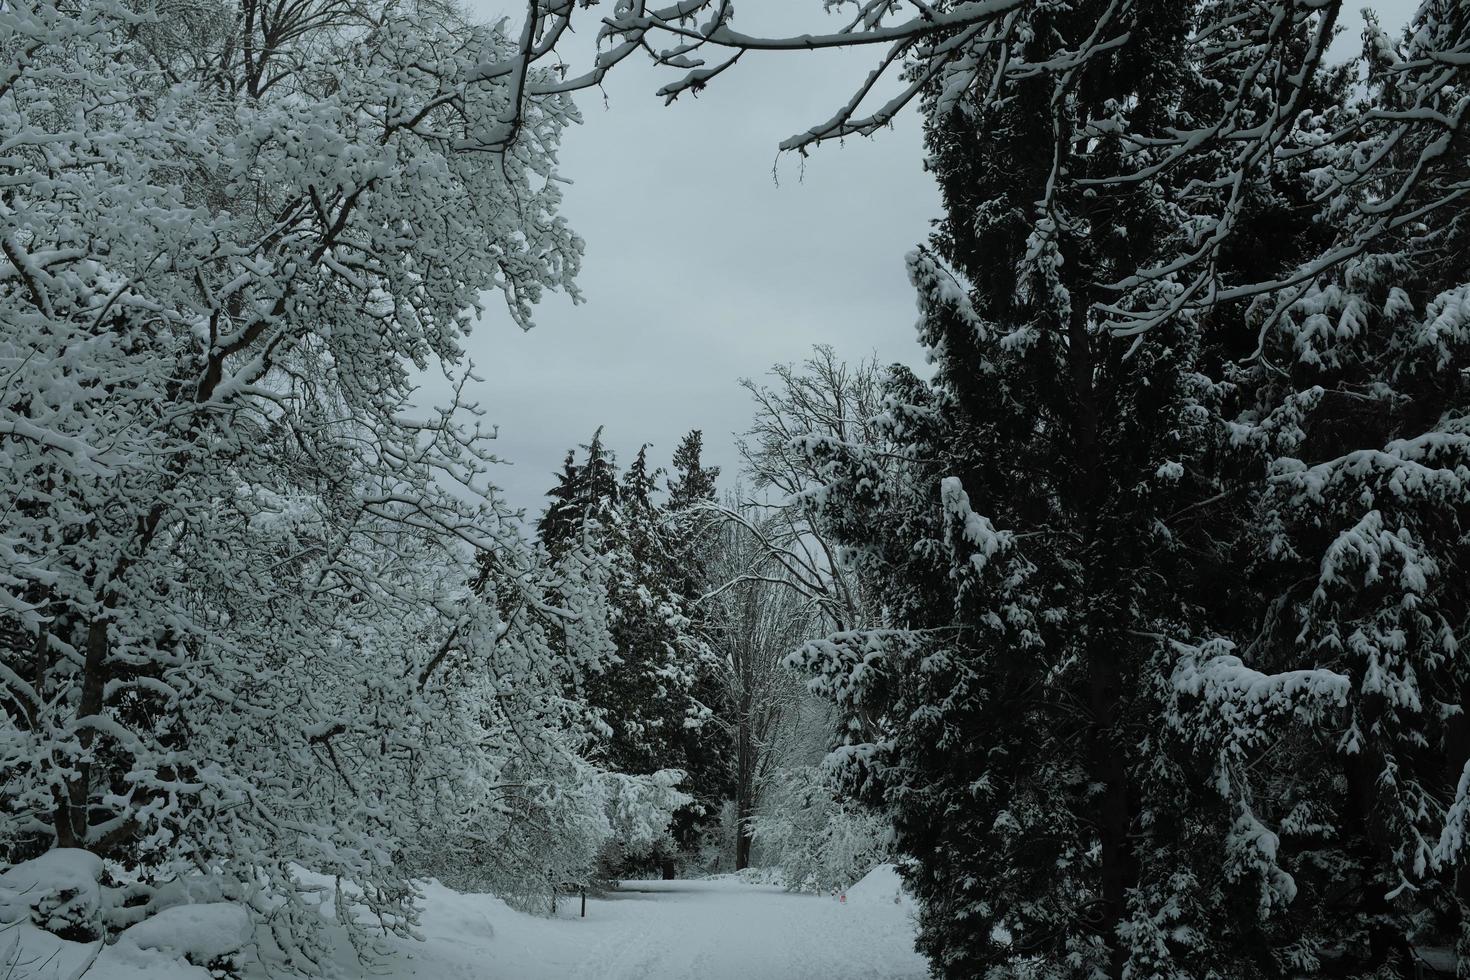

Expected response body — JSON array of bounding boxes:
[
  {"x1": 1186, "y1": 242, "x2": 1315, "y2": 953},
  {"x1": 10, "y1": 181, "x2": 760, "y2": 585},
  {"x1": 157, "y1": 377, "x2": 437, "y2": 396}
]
[
  {"x1": 10, "y1": 867, "x2": 928, "y2": 980},
  {"x1": 390, "y1": 873, "x2": 930, "y2": 980}
]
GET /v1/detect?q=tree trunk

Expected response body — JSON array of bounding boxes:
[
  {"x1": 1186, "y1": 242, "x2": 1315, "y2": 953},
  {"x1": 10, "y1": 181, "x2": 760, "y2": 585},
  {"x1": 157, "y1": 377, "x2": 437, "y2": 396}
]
[
  {"x1": 1068, "y1": 301, "x2": 1136, "y2": 980},
  {"x1": 56, "y1": 617, "x2": 110, "y2": 848},
  {"x1": 1450, "y1": 694, "x2": 1470, "y2": 978},
  {"x1": 735, "y1": 692, "x2": 755, "y2": 870},
  {"x1": 735, "y1": 804, "x2": 753, "y2": 872},
  {"x1": 1088, "y1": 642, "x2": 1133, "y2": 980}
]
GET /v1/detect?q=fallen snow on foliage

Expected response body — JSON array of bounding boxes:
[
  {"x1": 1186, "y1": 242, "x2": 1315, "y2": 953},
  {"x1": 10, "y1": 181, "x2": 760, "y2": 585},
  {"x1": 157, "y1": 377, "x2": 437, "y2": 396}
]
[
  {"x1": 0, "y1": 849, "x2": 113, "y2": 980},
  {"x1": 0, "y1": 849, "x2": 103, "y2": 898},
  {"x1": 0, "y1": 848, "x2": 104, "y2": 934},
  {"x1": 699, "y1": 865, "x2": 786, "y2": 886},
  {"x1": 120, "y1": 901, "x2": 252, "y2": 963},
  {"x1": 82, "y1": 940, "x2": 213, "y2": 980}
]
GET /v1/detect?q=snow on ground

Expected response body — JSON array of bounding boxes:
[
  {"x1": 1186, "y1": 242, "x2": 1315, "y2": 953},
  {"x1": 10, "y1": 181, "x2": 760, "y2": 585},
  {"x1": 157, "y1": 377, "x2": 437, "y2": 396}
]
[
  {"x1": 123, "y1": 901, "x2": 253, "y2": 964},
  {"x1": 392, "y1": 868, "x2": 928, "y2": 980},
  {"x1": 845, "y1": 863, "x2": 910, "y2": 907},
  {"x1": 4, "y1": 865, "x2": 927, "y2": 980}
]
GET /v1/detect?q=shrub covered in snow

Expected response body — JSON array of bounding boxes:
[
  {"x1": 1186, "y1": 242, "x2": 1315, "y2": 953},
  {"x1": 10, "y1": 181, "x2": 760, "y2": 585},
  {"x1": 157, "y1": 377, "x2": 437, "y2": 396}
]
[
  {"x1": 0, "y1": 849, "x2": 104, "y2": 942},
  {"x1": 417, "y1": 766, "x2": 691, "y2": 913},
  {"x1": 119, "y1": 902, "x2": 252, "y2": 977},
  {"x1": 752, "y1": 767, "x2": 891, "y2": 894}
]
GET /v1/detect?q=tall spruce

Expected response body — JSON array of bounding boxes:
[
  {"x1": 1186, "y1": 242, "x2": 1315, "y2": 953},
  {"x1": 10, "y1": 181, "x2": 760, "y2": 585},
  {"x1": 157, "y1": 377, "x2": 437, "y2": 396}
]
[
  {"x1": 537, "y1": 431, "x2": 729, "y2": 871},
  {"x1": 661, "y1": 431, "x2": 738, "y2": 863},
  {"x1": 667, "y1": 430, "x2": 721, "y2": 512},
  {"x1": 787, "y1": 1, "x2": 1373, "y2": 977},
  {"x1": 1162, "y1": 7, "x2": 1470, "y2": 972}
]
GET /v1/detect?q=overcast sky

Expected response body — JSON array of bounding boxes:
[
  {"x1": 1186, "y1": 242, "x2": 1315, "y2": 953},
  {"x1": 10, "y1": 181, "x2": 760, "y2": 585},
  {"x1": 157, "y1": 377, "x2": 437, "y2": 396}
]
[{"x1": 447, "y1": 1, "x2": 1417, "y2": 519}]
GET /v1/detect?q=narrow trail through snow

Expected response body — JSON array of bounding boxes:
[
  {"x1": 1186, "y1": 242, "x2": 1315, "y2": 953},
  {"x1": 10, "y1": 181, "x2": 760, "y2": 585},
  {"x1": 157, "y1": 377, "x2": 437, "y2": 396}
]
[{"x1": 390, "y1": 874, "x2": 930, "y2": 980}]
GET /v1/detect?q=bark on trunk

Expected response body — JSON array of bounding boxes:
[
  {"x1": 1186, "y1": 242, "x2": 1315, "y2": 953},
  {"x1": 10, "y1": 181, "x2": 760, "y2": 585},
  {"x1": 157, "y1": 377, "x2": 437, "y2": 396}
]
[
  {"x1": 735, "y1": 692, "x2": 755, "y2": 871},
  {"x1": 735, "y1": 807, "x2": 753, "y2": 872},
  {"x1": 1451, "y1": 694, "x2": 1470, "y2": 978},
  {"x1": 56, "y1": 617, "x2": 109, "y2": 848},
  {"x1": 1088, "y1": 647, "x2": 1132, "y2": 980},
  {"x1": 1067, "y1": 301, "x2": 1135, "y2": 980}
]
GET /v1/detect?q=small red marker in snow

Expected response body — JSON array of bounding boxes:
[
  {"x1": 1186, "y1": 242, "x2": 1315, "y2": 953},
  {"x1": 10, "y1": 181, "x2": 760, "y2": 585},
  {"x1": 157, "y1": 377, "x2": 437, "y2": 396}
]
[{"x1": 839, "y1": 893, "x2": 846, "y2": 904}]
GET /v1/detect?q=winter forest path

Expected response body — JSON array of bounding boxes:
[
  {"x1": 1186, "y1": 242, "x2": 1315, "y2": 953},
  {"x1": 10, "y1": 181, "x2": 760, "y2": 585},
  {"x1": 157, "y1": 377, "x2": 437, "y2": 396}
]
[{"x1": 385, "y1": 873, "x2": 930, "y2": 980}]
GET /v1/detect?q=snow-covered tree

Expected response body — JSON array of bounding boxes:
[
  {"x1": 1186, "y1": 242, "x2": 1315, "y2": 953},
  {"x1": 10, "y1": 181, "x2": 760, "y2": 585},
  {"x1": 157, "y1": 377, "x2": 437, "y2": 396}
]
[
  {"x1": 667, "y1": 430, "x2": 721, "y2": 512},
  {"x1": 536, "y1": 431, "x2": 731, "y2": 875},
  {"x1": 752, "y1": 764, "x2": 891, "y2": 895},
  {"x1": 0, "y1": 0, "x2": 649, "y2": 964},
  {"x1": 1164, "y1": 9, "x2": 1470, "y2": 972},
  {"x1": 777, "y1": 1, "x2": 1435, "y2": 976},
  {"x1": 698, "y1": 499, "x2": 821, "y2": 870},
  {"x1": 660, "y1": 431, "x2": 741, "y2": 867},
  {"x1": 732, "y1": 347, "x2": 886, "y2": 633}
]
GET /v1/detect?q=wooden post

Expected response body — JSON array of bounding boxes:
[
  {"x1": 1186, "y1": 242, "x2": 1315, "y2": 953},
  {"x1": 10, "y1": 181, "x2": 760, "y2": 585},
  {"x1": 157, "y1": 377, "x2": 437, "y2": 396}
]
[{"x1": 580, "y1": 887, "x2": 586, "y2": 918}]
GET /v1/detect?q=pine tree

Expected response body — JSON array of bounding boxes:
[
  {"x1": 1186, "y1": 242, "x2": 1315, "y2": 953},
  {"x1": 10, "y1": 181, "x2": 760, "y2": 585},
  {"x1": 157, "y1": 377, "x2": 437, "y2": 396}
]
[
  {"x1": 537, "y1": 449, "x2": 584, "y2": 553},
  {"x1": 770, "y1": 0, "x2": 1470, "y2": 974},
  {"x1": 786, "y1": 1, "x2": 1361, "y2": 976},
  {"x1": 1162, "y1": 8, "x2": 1470, "y2": 971},
  {"x1": 661, "y1": 431, "x2": 738, "y2": 865},
  {"x1": 667, "y1": 430, "x2": 721, "y2": 511},
  {"x1": 536, "y1": 431, "x2": 728, "y2": 874},
  {"x1": 538, "y1": 428, "x2": 621, "y2": 557}
]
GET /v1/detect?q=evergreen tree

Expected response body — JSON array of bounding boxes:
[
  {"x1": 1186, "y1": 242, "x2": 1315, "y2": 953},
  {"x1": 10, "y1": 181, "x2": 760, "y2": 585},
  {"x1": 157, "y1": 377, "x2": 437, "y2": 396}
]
[
  {"x1": 537, "y1": 449, "x2": 584, "y2": 552},
  {"x1": 785, "y1": 2, "x2": 1374, "y2": 976},
  {"x1": 776, "y1": 0, "x2": 1470, "y2": 975},
  {"x1": 537, "y1": 430, "x2": 729, "y2": 873},
  {"x1": 537, "y1": 428, "x2": 621, "y2": 558},
  {"x1": 1163, "y1": 9, "x2": 1470, "y2": 971},
  {"x1": 661, "y1": 431, "x2": 739, "y2": 864},
  {"x1": 667, "y1": 430, "x2": 721, "y2": 511},
  {"x1": 664, "y1": 429, "x2": 725, "y2": 624}
]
